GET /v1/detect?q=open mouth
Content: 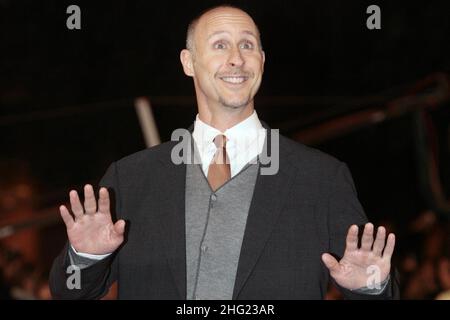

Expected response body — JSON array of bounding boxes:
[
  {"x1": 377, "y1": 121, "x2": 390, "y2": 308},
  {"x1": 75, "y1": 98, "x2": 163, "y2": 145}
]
[{"x1": 219, "y1": 76, "x2": 248, "y2": 84}]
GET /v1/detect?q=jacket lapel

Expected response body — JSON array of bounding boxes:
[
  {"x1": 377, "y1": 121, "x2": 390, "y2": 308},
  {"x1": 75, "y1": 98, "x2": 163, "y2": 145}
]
[
  {"x1": 156, "y1": 140, "x2": 188, "y2": 300},
  {"x1": 233, "y1": 128, "x2": 296, "y2": 299}
]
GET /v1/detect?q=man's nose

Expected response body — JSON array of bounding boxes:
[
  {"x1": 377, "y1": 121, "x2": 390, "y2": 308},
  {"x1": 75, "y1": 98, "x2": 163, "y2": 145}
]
[{"x1": 227, "y1": 47, "x2": 244, "y2": 68}]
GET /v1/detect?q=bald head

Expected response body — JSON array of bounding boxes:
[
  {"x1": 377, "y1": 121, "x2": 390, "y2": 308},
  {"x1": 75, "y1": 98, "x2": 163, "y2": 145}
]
[
  {"x1": 186, "y1": 6, "x2": 263, "y2": 54},
  {"x1": 179, "y1": 5, "x2": 265, "y2": 122}
]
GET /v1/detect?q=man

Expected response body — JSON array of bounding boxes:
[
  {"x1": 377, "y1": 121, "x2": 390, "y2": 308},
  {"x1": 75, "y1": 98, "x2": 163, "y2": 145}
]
[{"x1": 49, "y1": 5, "x2": 399, "y2": 299}]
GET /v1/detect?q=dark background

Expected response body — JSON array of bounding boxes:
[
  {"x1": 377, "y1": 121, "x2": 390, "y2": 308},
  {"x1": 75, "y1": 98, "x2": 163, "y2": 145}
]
[
  {"x1": 0, "y1": 0, "x2": 449, "y2": 299},
  {"x1": 1, "y1": 0, "x2": 449, "y2": 105}
]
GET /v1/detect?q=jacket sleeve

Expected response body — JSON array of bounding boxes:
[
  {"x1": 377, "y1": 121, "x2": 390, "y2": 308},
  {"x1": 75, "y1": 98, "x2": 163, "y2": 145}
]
[
  {"x1": 49, "y1": 162, "x2": 121, "y2": 299},
  {"x1": 327, "y1": 162, "x2": 400, "y2": 300}
]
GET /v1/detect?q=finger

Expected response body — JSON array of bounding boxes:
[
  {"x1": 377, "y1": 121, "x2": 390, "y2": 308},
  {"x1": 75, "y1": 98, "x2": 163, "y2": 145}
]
[
  {"x1": 345, "y1": 224, "x2": 359, "y2": 252},
  {"x1": 321, "y1": 253, "x2": 340, "y2": 273},
  {"x1": 69, "y1": 190, "x2": 84, "y2": 218},
  {"x1": 98, "y1": 187, "x2": 110, "y2": 214},
  {"x1": 113, "y1": 219, "x2": 126, "y2": 236},
  {"x1": 372, "y1": 226, "x2": 386, "y2": 257},
  {"x1": 360, "y1": 223, "x2": 374, "y2": 251},
  {"x1": 383, "y1": 233, "x2": 396, "y2": 259},
  {"x1": 59, "y1": 205, "x2": 74, "y2": 228},
  {"x1": 83, "y1": 184, "x2": 97, "y2": 214}
]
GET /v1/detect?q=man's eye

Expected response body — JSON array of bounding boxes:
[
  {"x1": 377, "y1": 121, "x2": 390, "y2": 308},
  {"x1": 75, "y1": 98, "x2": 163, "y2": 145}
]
[
  {"x1": 240, "y1": 42, "x2": 254, "y2": 50},
  {"x1": 214, "y1": 42, "x2": 226, "y2": 49}
]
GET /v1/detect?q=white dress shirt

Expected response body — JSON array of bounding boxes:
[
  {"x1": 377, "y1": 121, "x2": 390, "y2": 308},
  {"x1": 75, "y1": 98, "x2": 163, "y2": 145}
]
[{"x1": 192, "y1": 111, "x2": 266, "y2": 178}]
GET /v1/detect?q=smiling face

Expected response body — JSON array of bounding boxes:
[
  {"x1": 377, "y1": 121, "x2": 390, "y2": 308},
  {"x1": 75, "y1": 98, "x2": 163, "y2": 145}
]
[{"x1": 181, "y1": 7, "x2": 265, "y2": 118}]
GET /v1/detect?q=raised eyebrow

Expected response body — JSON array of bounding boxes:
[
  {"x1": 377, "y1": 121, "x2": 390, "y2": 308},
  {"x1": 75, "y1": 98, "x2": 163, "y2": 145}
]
[
  {"x1": 241, "y1": 30, "x2": 258, "y2": 39},
  {"x1": 207, "y1": 31, "x2": 230, "y2": 41},
  {"x1": 207, "y1": 30, "x2": 258, "y2": 41}
]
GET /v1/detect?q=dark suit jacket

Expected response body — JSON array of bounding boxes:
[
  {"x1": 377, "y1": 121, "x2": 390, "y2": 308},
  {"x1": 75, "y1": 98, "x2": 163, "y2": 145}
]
[{"x1": 49, "y1": 127, "x2": 399, "y2": 299}]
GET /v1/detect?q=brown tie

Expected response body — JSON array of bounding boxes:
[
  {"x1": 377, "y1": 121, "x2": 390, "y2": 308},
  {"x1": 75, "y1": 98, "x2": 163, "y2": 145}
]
[{"x1": 207, "y1": 134, "x2": 231, "y2": 191}]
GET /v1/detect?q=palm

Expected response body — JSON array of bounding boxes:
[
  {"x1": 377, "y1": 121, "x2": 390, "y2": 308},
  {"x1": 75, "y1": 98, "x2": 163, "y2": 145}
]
[
  {"x1": 59, "y1": 185, "x2": 125, "y2": 255},
  {"x1": 322, "y1": 223, "x2": 395, "y2": 290}
]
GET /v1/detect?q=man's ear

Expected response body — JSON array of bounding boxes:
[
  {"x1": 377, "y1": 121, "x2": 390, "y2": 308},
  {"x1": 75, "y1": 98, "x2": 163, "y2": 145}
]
[
  {"x1": 261, "y1": 50, "x2": 265, "y2": 73},
  {"x1": 180, "y1": 49, "x2": 194, "y2": 77}
]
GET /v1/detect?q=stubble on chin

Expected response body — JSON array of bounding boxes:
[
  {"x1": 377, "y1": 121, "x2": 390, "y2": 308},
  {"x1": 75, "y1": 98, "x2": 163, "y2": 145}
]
[{"x1": 218, "y1": 92, "x2": 253, "y2": 110}]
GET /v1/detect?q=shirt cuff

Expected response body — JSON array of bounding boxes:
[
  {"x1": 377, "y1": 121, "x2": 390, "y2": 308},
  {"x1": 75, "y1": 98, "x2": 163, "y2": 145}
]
[
  {"x1": 353, "y1": 274, "x2": 390, "y2": 295},
  {"x1": 70, "y1": 245, "x2": 112, "y2": 260}
]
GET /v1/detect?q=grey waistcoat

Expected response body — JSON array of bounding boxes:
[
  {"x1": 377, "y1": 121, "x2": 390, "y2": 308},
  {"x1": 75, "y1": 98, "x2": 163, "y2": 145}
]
[{"x1": 185, "y1": 161, "x2": 259, "y2": 300}]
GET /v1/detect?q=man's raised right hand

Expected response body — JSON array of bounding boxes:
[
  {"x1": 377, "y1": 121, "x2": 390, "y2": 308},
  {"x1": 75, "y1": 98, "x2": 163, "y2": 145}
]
[{"x1": 59, "y1": 184, "x2": 125, "y2": 255}]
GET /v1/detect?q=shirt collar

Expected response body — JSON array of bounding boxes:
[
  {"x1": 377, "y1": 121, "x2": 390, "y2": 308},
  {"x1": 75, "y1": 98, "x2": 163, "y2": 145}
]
[
  {"x1": 192, "y1": 110, "x2": 263, "y2": 149},
  {"x1": 192, "y1": 111, "x2": 266, "y2": 177}
]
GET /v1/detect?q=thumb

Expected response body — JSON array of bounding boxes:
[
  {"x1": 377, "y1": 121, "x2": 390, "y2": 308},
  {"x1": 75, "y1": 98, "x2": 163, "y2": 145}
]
[
  {"x1": 321, "y1": 253, "x2": 340, "y2": 273},
  {"x1": 113, "y1": 219, "x2": 126, "y2": 235}
]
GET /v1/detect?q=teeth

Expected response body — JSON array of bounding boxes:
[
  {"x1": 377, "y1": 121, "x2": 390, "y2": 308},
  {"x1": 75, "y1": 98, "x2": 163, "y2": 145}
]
[{"x1": 221, "y1": 77, "x2": 246, "y2": 84}]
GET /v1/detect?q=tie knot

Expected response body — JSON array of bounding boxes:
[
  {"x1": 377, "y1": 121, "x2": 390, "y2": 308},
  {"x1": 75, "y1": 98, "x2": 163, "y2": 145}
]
[{"x1": 213, "y1": 134, "x2": 227, "y2": 149}]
